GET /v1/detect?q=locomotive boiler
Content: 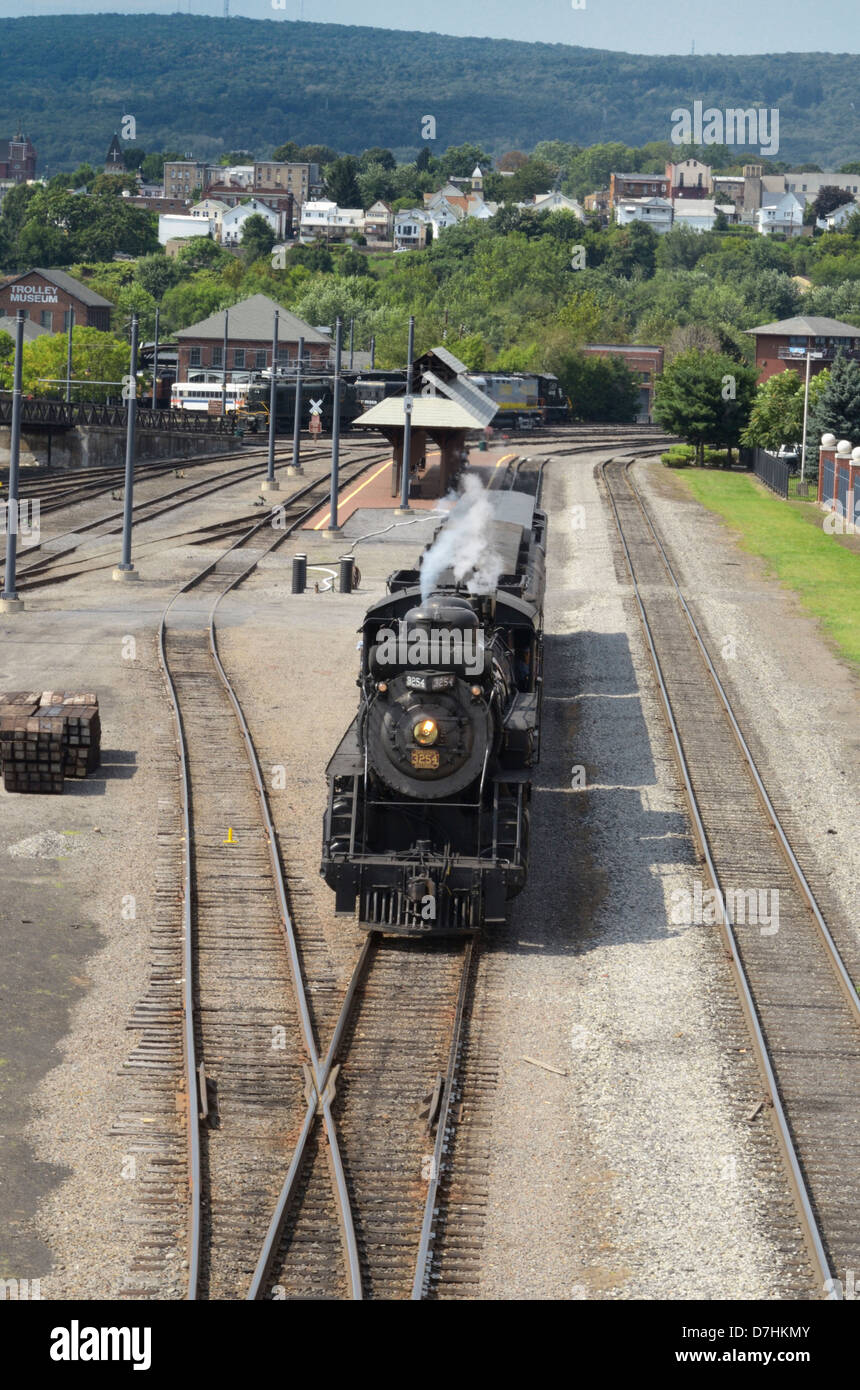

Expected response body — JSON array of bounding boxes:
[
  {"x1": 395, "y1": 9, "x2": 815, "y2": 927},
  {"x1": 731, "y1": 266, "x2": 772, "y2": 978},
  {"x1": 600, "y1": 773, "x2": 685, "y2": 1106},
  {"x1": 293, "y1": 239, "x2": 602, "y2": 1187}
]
[{"x1": 321, "y1": 483, "x2": 546, "y2": 935}]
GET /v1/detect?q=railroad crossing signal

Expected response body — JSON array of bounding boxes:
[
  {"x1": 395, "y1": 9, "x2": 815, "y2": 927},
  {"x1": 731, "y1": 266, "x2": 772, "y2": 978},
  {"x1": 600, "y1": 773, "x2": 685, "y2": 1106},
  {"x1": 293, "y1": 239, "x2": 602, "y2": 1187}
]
[{"x1": 309, "y1": 398, "x2": 323, "y2": 416}]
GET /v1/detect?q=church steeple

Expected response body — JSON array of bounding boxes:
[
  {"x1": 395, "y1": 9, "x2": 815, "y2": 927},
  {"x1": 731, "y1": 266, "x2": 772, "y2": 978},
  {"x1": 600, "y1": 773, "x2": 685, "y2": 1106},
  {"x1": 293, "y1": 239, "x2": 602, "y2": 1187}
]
[{"x1": 104, "y1": 132, "x2": 125, "y2": 174}]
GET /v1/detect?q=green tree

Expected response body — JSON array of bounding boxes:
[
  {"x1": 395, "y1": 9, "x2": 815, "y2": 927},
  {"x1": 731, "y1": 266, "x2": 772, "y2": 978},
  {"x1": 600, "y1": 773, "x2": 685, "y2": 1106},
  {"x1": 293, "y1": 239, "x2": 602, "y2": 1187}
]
[
  {"x1": 359, "y1": 147, "x2": 396, "y2": 171},
  {"x1": 741, "y1": 370, "x2": 806, "y2": 449},
  {"x1": 324, "y1": 156, "x2": 361, "y2": 207},
  {"x1": 134, "y1": 253, "x2": 182, "y2": 300},
  {"x1": 439, "y1": 144, "x2": 491, "y2": 178},
  {"x1": 812, "y1": 186, "x2": 856, "y2": 221},
  {"x1": 174, "y1": 237, "x2": 232, "y2": 273},
  {"x1": 20, "y1": 327, "x2": 130, "y2": 401},
  {"x1": 357, "y1": 162, "x2": 394, "y2": 208},
  {"x1": 550, "y1": 351, "x2": 641, "y2": 422},
  {"x1": 272, "y1": 140, "x2": 301, "y2": 162},
  {"x1": 240, "y1": 213, "x2": 276, "y2": 264},
  {"x1": 809, "y1": 351, "x2": 860, "y2": 442},
  {"x1": 288, "y1": 242, "x2": 334, "y2": 273},
  {"x1": 653, "y1": 349, "x2": 758, "y2": 462}
]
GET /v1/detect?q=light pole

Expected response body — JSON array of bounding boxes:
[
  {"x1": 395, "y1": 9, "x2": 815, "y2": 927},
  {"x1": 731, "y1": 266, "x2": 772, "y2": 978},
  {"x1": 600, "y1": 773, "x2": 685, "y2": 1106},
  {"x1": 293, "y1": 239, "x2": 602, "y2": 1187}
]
[
  {"x1": 396, "y1": 315, "x2": 415, "y2": 515},
  {"x1": 324, "y1": 318, "x2": 343, "y2": 537},
  {"x1": 65, "y1": 308, "x2": 75, "y2": 404},
  {"x1": 220, "y1": 307, "x2": 229, "y2": 418},
  {"x1": 288, "y1": 335, "x2": 304, "y2": 477},
  {"x1": 263, "y1": 309, "x2": 279, "y2": 492},
  {"x1": 152, "y1": 305, "x2": 160, "y2": 411},
  {"x1": 0, "y1": 312, "x2": 25, "y2": 613},
  {"x1": 113, "y1": 313, "x2": 140, "y2": 582},
  {"x1": 800, "y1": 349, "x2": 823, "y2": 485}
]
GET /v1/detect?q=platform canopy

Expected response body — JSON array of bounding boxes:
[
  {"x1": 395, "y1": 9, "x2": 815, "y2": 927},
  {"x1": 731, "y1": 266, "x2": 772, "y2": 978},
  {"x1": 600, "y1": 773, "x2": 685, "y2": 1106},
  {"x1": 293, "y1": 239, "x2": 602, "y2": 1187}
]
[{"x1": 353, "y1": 396, "x2": 488, "y2": 430}]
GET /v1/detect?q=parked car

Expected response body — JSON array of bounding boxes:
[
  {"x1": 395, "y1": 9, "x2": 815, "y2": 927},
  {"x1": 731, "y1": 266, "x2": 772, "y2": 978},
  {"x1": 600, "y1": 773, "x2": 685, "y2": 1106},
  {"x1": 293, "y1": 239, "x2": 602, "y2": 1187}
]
[{"x1": 777, "y1": 444, "x2": 800, "y2": 471}]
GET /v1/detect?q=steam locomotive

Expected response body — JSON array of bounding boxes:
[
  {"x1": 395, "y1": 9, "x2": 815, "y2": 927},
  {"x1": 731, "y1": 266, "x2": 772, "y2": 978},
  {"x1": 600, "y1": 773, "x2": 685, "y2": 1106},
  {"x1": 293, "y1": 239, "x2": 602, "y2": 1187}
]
[{"x1": 321, "y1": 479, "x2": 546, "y2": 935}]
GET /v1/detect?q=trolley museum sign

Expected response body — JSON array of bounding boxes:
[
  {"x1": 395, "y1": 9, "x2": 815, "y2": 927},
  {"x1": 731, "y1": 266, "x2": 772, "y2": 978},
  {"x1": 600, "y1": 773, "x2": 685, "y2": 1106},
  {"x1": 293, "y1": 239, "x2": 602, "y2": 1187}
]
[{"x1": 9, "y1": 282, "x2": 59, "y2": 304}]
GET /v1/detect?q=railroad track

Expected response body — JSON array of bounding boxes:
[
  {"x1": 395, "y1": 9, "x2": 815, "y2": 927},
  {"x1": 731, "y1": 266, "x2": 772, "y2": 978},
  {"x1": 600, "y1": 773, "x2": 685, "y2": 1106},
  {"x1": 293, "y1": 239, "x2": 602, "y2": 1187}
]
[
  {"x1": 3, "y1": 442, "x2": 386, "y2": 592},
  {"x1": 602, "y1": 456, "x2": 860, "y2": 1299}
]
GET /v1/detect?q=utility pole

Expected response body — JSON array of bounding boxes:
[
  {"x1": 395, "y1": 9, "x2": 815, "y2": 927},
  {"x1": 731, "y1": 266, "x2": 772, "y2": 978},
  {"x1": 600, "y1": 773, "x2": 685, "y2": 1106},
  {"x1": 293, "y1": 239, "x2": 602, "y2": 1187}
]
[
  {"x1": 113, "y1": 313, "x2": 140, "y2": 582},
  {"x1": 348, "y1": 316, "x2": 354, "y2": 370},
  {"x1": 152, "y1": 305, "x2": 160, "y2": 411},
  {"x1": 397, "y1": 315, "x2": 415, "y2": 515},
  {"x1": 221, "y1": 307, "x2": 229, "y2": 418},
  {"x1": 65, "y1": 308, "x2": 74, "y2": 404},
  {"x1": 0, "y1": 313, "x2": 25, "y2": 612},
  {"x1": 800, "y1": 349, "x2": 822, "y2": 486},
  {"x1": 263, "y1": 310, "x2": 279, "y2": 491},
  {"x1": 324, "y1": 317, "x2": 343, "y2": 537},
  {"x1": 289, "y1": 335, "x2": 304, "y2": 476},
  {"x1": 370, "y1": 334, "x2": 375, "y2": 369}
]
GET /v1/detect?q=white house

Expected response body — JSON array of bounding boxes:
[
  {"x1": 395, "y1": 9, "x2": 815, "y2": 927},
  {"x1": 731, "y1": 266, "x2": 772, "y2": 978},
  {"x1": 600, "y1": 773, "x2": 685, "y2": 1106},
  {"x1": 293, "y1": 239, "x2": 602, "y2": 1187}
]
[
  {"x1": 158, "y1": 213, "x2": 214, "y2": 246},
  {"x1": 672, "y1": 198, "x2": 718, "y2": 233},
  {"x1": 393, "y1": 209, "x2": 432, "y2": 250},
  {"x1": 616, "y1": 196, "x2": 673, "y2": 235},
  {"x1": 299, "y1": 199, "x2": 364, "y2": 240},
  {"x1": 221, "y1": 198, "x2": 283, "y2": 247},
  {"x1": 821, "y1": 199, "x2": 860, "y2": 232},
  {"x1": 531, "y1": 190, "x2": 586, "y2": 219},
  {"x1": 756, "y1": 192, "x2": 804, "y2": 238},
  {"x1": 189, "y1": 197, "x2": 229, "y2": 237}
]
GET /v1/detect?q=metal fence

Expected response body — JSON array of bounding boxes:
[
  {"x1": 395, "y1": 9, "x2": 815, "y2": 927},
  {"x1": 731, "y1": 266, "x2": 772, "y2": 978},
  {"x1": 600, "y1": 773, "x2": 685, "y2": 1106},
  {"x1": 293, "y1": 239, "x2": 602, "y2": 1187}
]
[
  {"x1": 0, "y1": 395, "x2": 233, "y2": 433},
  {"x1": 752, "y1": 448, "x2": 790, "y2": 500}
]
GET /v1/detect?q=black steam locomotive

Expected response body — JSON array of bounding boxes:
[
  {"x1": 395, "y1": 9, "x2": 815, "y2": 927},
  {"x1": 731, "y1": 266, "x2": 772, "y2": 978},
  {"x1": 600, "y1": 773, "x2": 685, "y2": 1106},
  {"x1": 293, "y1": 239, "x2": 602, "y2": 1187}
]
[{"x1": 321, "y1": 482, "x2": 546, "y2": 935}]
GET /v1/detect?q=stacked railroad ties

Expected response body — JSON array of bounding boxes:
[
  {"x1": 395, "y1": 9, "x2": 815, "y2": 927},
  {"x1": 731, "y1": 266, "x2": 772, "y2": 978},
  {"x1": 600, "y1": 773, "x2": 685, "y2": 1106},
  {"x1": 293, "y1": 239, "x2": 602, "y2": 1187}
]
[{"x1": 0, "y1": 691, "x2": 101, "y2": 793}]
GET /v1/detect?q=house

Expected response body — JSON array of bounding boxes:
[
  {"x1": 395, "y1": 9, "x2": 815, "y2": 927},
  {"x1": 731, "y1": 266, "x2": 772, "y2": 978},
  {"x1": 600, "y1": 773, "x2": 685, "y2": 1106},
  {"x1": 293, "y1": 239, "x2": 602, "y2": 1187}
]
[
  {"x1": 393, "y1": 209, "x2": 431, "y2": 250},
  {"x1": 821, "y1": 200, "x2": 859, "y2": 232},
  {"x1": 158, "y1": 213, "x2": 214, "y2": 246},
  {"x1": 666, "y1": 159, "x2": 711, "y2": 200},
  {"x1": 610, "y1": 172, "x2": 669, "y2": 205},
  {"x1": 0, "y1": 126, "x2": 37, "y2": 183},
  {"x1": 220, "y1": 198, "x2": 284, "y2": 247},
  {"x1": 755, "y1": 192, "x2": 804, "y2": 238},
  {"x1": 672, "y1": 198, "x2": 718, "y2": 233},
  {"x1": 0, "y1": 268, "x2": 112, "y2": 332},
  {"x1": 616, "y1": 196, "x2": 673, "y2": 235},
  {"x1": 174, "y1": 294, "x2": 330, "y2": 381},
  {"x1": 299, "y1": 199, "x2": 364, "y2": 241},
  {"x1": 783, "y1": 171, "x2": 860, "y2": 201},
  {"x1": 364, "y1": 200, "x2": 393, "y2": 243},
  {"x1": 530, "y1": 190, "x2": 586, "y2": 219},
  {"x1": 163, "y1": 160, "x2": 208, "y2": 199},
  {"x1": 581, "y1": 344, "x2": 664, "y2": 422},
  {"x1": 104, "y1": 133, "x2": 125, "y2": 176},
  {"x1": 252, "y1": 160, "x2": 320, "y2": 208},
  {"x1": 746, "y1": 315, "x2": 860, "y2": 383},
  {"x1": 189, "y1": 198, "x2": 229, "y2": 237}
]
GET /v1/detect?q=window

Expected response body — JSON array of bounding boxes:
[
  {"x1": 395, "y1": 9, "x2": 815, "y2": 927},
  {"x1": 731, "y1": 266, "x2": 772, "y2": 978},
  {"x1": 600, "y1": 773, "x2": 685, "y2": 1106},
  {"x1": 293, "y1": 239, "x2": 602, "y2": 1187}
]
[
  {"x1": 276, "y1": 346, "x2": 290, "y2": 365},
  {"x1": 212, "y1": 346, "x2": 223, "y2": 367},
  {"x1": 40, "y1": 310, "x2": 52, "y2": 328},
  {"x1": 255, "y1": 349, "x2": 267, "y2": 370},
  {"x1": 189, "y1": 347, "x2": 201, "y2": 367},
  {"x1": 233, "y1": 349, "x2": 245, "y2": 368}
]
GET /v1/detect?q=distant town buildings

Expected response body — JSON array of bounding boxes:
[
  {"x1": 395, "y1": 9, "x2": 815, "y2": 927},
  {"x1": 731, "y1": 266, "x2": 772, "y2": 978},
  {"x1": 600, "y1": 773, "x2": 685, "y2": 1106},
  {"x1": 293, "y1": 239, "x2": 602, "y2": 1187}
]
[
  {"x1": 174, "y1": 294, "x2": 330, "y2": 381},
  {"x1": 0, "y1": 268, "x2": 112, "y2": 332},
  {"x1": 0, "y1": 126, "x2": 37, "y2": 183},
  {"x1": 747, "y1": 315, "x2": 860, "y2": 383}
]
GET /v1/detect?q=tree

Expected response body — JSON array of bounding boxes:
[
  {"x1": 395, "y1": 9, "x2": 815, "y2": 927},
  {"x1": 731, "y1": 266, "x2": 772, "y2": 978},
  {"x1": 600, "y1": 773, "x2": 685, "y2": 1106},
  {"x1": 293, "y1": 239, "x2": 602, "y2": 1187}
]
[
  {"x1": 272, "y1": 140, "x2": 301, "y2": 162},
  {"x1": 439, "y1": 144, "x2": 490, "y2": 178},
  {"x1": 813, "y1": 186, "x2": 856, "y2": 221},
  {"x1": 298, "y1": 145, "x2": 338, "y2": 166},
  {"x1": 454, "y1": 333, "x2": 487, "y2": 369},
  {"x1": 122, "y1": 146, "x2": 147, "y2": 172},
  {"x1": 653, "y1": 349, "x2": 758, "y2": 462},
  {"x1": 357, "y1": 162, "x2": 394, "y2": 208},
  {"x1": 809, "y1": 351, "x2": 860, "y2": 442},
  {"x1": 287, "y1": 242, "x2": 334, "y2": 273},
  {"x1": 219, "y1": 150, "x2": 255, "y2": 166},
  {"x1": 324, "y1": 156, "x2": 361, "y2": 207},
  {"x1": 174, "y1": 237, "x2": 232, "y2": 273},
  {"x1": 359, "y1": 147, "x2": 396, "y2": 172},
  {"x1": 498, "y1": 151, "x2": 529, "y2": 172},
  {"x1": 141, "y1": 151, "x2": 180, "y2": 183},
  {"x1": 741, "y1": 369, "x2": 805, "y2": 449},
  {"x1": 240, "y1": 213, "x2": 276, "y2": 264},
  {"x1": 549, "y1": 351, "x2": 640, "y2": 422},
  {"x1": 337, "y1": 248, "x2": 369, "y2": 278},
  {"x1": 134, "y1": 253, "x2": 182, "y2": 300},
  {"x1": 17, "y1": 327, "x2": 130, "y2": 401}
]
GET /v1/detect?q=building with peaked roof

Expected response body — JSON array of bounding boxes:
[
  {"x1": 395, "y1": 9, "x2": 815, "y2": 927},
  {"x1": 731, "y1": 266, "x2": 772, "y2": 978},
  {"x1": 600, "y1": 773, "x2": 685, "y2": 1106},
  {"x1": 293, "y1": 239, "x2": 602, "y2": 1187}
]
[
  {"x1": 610, "y1": 172, "x2": 669, "y2": 205},
  {"x1": 755, "y1": 191, "x2": 804, "y2": 239},
  {"x1": 665, "y1": 158, "x2": 712, "y2": 200},
  {"x1": 299, "y1": 199, "x2": 363, "y2": 241},
  {"x1": 0, "y1": 126, "x2": 37, "y2": 183},
  {"x1": 364, "y1": 200, "x2": 393, "y2": 243},
  {"x1": 0, "y1": 268, "x2": 112, "y2": 332},
  {"x1": 0, "y1": 313, "x2": 51, "y2": 342},
  {"x1": 672, "y1": 198, "x2": 719, "y2": 233},
  {"x1": 746, "y1": 315, "x2": 860, "y2": 382},
  {"x1": 529, "y1": 190, "x2": 585, "y2": 219},
  {"x1": 220, "y1": 197, "x2": 285, "y2": 247},
  {"x1": 615, "y1": 195, "x2": 673, "y2": 234},
  {"x1": 104, "y1": 133, "x2": 125, "y2": 175},
  {"x1": 174, "y1": 294, "x2": 330, "y2": 381}
]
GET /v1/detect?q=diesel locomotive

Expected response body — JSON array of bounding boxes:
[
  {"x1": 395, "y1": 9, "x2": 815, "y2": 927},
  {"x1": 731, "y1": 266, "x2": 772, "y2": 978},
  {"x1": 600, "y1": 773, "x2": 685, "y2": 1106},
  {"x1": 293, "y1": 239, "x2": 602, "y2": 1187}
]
[{"x1": 320, "y1": 479, "x2": 546, "y2": 935}]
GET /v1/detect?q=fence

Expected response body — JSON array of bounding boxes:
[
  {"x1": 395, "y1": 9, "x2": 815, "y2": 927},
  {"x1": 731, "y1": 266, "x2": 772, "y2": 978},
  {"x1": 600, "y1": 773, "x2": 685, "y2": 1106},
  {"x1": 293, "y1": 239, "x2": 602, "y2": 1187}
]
[
  {"x1": 818, "y1": 448, "x2": 859, "y2": 524},
  {"x1": 0, "y1": 395, "x2": 233, "y2": 433},
  {"x1": 752, "y1": 448, "x2": 790, "y2": 500}
]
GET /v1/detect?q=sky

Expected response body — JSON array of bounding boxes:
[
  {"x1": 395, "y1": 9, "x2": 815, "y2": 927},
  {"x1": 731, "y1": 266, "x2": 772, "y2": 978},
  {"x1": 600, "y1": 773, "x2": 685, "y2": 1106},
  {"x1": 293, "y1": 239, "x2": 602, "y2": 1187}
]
[{"x1": 0, "y1": 0, "x2": 858, "y2": 56}]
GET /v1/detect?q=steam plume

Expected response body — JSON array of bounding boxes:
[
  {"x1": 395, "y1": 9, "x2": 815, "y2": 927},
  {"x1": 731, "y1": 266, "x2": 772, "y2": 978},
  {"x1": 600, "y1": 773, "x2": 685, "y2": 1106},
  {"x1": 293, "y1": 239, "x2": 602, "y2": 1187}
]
[{"x1": 420, "y1": 474, "x2": 503, "y2": 602}]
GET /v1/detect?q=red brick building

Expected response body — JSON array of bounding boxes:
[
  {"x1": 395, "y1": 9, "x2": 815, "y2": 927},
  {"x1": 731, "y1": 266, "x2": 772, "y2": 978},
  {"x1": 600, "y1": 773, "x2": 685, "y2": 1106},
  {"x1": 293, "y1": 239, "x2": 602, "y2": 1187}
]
[
  {"x1": 581, "y1": 343, "x2": 664, "y2": 421},
  {"x1": 0, "y1": 127, "x2": 37, "y2": 182},
  {"x1": 0, "y1": 268, "x2": 112, "y2": 333},
  {"x1": 747, "y1": 315, "x2": 860, "y2": 383},
  {"x1": 174, "y1": 294, "x2": 330, "y2": 380},
  {"x1": 609, "y1": 172, "x2": 669, "y2": 205}
]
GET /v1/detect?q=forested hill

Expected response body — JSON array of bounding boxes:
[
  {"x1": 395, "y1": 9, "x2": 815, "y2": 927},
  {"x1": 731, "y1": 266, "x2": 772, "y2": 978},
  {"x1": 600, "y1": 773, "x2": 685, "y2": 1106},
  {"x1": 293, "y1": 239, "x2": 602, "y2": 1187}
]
[{"x1": 3, "y1": 13, "x2": 859, "y2": 171}]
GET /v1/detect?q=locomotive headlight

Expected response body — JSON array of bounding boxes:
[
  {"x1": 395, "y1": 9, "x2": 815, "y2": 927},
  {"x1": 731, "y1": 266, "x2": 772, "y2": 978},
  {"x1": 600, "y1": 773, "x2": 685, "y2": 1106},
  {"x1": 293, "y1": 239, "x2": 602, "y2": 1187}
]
[{"x1": 413, "y1": 717, "x2": 439, "y2": 746}]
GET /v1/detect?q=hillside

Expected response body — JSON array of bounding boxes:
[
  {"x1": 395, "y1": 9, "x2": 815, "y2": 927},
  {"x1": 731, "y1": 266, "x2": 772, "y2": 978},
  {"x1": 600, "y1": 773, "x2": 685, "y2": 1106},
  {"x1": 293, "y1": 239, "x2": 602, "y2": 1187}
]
[{"x1": 2, "y1": 14, "x2": 859, "y2": 171}]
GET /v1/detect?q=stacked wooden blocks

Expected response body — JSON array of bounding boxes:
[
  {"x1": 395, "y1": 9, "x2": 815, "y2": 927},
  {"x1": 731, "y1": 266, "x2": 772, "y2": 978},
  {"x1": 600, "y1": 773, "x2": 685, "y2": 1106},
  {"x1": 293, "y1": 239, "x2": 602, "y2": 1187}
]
[{"x1": 0, "y1": 690, "x2": 101, "y2": 793}]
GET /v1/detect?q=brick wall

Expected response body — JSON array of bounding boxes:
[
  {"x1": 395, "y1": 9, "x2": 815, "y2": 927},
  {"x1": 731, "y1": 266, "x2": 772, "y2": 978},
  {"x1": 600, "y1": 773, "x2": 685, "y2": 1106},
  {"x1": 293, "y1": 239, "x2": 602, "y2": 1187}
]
[{"x1": 0, "y1": 271, "x2": 110, "y2": 333}]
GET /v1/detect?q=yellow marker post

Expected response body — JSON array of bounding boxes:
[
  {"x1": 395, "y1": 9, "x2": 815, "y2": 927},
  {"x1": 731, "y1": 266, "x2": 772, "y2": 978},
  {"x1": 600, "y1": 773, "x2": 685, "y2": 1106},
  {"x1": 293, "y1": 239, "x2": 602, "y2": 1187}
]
[{"x1": 223, "y1": 827, "x2": 236, "y2": 844}]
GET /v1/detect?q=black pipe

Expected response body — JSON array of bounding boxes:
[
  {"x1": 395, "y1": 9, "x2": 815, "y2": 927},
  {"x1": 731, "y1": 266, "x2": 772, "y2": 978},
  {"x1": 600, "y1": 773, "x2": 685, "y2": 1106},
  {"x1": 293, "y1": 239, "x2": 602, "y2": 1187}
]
[
  {"x1": 339, "y1": 556, "x2": 354, "y2": 593},
  {"x1": 291, "y1": 553, "x2": 307, "y2": 594}
]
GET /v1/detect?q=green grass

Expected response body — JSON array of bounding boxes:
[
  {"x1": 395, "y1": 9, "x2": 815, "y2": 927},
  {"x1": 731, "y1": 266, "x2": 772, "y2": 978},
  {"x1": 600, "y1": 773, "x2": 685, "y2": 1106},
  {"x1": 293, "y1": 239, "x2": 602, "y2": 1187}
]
[{"x1": 676, "y1": 469, "x2": 860, "y2": 667}]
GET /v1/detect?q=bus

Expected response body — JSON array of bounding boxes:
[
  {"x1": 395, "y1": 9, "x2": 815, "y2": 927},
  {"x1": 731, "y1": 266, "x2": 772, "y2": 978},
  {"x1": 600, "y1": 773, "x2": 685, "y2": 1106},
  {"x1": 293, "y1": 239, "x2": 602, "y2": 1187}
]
[{"x1": 170, "y1": 377, "x2": 253, "y2": 414}]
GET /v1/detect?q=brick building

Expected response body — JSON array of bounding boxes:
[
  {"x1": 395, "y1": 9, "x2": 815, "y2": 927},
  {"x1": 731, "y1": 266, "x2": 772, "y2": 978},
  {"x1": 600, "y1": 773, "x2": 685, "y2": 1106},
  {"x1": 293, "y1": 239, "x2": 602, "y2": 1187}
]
[
  {"x1": 665, "y1": 158, "x2": 712, "y2": 200},
  {"x1": 609, "y1": 172, "x2": 669, "y2": 205},
  {"x1": 581, "y1": 343, "x2": 664, "y2": 421},
  {"x1": 747, "y1": 315, "x2": 860, "y2": 383},
  {"x1": 174, "y1": 294, "x2": 330, "y2": 380},
  {"x1": 163, "y1": 160, "x2": 208, "y2": 200},
  {"x1": 0, "y1": 268, "x2": 112, "y2": 333},
  {"x1": 0, "y1": 126, "x2": 37, "y2": 183}
]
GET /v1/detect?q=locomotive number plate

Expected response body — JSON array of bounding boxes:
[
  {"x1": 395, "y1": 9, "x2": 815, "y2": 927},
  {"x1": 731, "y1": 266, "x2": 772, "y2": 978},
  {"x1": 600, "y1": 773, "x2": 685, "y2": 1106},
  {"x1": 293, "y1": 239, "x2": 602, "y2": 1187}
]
[{"x1": 411, "y1": 749, "x2": 440, "y2": 769}]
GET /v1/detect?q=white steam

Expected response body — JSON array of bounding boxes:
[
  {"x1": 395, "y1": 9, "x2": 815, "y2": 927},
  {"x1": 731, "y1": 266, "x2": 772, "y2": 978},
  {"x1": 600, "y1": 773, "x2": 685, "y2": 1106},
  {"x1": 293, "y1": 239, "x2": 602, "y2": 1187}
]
[{"x1": 420, "y1": 473, "x2": 503, "y2": 602}]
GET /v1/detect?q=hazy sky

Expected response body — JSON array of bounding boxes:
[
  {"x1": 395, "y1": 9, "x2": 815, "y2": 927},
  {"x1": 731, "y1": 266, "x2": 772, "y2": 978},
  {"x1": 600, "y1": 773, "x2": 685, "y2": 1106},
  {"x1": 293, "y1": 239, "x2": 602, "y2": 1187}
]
[{"x1": 0, "y1": 0, "x2": 857, "y2": 55}]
